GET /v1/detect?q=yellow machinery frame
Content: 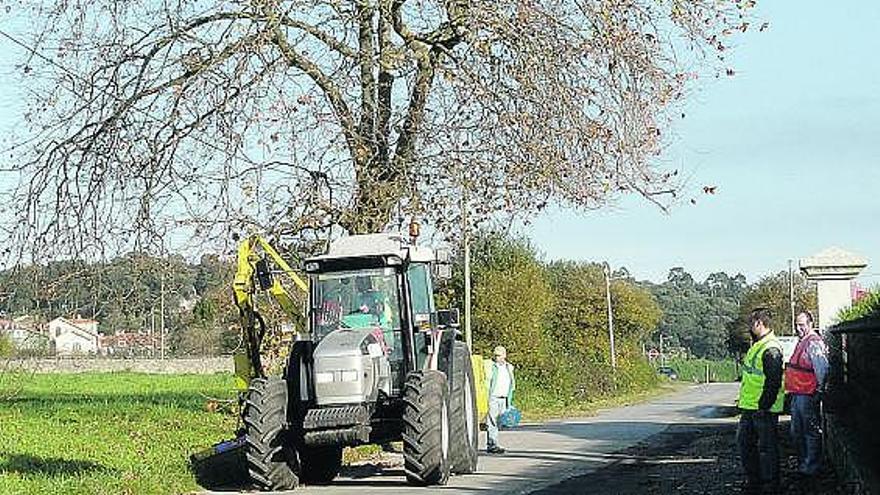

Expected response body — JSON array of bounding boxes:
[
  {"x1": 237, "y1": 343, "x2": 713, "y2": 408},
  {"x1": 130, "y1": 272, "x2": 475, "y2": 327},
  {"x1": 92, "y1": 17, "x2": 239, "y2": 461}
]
[{"x1": 231, "y1": 235, "x2": 308, "y2": 390}]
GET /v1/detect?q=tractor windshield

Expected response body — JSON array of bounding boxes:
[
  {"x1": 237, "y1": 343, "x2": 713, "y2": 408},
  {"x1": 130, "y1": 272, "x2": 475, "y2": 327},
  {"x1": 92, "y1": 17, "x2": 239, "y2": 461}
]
[{"x1": 312, "y1": 268, "x2": 401, "y2": 347}]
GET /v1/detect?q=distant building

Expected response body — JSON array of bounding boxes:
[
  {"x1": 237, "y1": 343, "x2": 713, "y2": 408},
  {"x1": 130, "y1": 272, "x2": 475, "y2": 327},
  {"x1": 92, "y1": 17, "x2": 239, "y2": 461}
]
[
  {"x1": 99, "y1": 331, "x2": 159, "y2": 357},
  {"x1": 0, "y1": 316, "x2": 49, "y2": 353},
  {"x1": 852, "y1": 282, "x2": 869, "y2": 303},
  {"x1": 49, "y1": 316, "x2": 100, "y2": 356}
]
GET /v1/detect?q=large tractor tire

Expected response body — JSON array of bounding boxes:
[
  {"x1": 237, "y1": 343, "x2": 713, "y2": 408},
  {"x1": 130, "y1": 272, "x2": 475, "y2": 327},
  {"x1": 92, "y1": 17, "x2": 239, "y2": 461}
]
[
  {"x1": 448, "y1": 341, "x2": 479, "y2": 474},
  {"x1": 402, "y1": 370, "x2": 451, "y2": 486},
  {"x1": 299, "y1": 445, "x2": 343, "y2": 485},
  {"x1": 243, "y1": 377, "x2": 300, "y2": 491}
]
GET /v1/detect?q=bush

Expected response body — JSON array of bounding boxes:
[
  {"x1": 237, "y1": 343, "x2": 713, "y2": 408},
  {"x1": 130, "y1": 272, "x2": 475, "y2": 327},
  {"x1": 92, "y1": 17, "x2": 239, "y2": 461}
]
[
  {"x1": 838, "y1": 288, "x2": 880, "y2": 323},
  {"x1": 452, "y1": 231, "x2": 664, "y2": 415}
]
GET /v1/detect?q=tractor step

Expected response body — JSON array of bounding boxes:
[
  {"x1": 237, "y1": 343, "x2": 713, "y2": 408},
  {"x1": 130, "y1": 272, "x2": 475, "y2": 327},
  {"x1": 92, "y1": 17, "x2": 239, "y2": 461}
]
[
  {"x1": 304, "y1": 425, "x2": 372, "y2": 446},
  {"x1": 303, "y1": 404, "x2": 370, "y2": 430}
]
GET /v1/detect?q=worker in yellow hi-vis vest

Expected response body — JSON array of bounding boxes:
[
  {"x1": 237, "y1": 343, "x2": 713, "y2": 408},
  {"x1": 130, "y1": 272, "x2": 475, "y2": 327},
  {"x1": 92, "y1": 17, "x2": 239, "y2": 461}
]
[{"x1": 737, "y1": 307, "x2": 785, "y2": 494}]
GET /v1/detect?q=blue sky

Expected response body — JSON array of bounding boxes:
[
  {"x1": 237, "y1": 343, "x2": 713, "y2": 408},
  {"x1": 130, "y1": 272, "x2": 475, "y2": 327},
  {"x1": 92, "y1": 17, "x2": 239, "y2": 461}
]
[
  {"x1": 1, "y1": 2, "x2": 878, "y2": 284},
  {"x1": 528, "y1": 1, "x2": 880, "y2": 284}
]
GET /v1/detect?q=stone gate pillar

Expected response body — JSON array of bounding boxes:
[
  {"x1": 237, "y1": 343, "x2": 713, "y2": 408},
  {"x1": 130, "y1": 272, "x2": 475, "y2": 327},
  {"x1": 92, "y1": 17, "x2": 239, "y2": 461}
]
[{"x1": 799, "y1": 246, "x2": 868, "y2": 330}]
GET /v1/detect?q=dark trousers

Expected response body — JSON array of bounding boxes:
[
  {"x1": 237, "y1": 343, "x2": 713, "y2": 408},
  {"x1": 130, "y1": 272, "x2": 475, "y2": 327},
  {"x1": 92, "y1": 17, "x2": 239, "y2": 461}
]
[
  {"x1": 790, "y1": 394, "x2": 822, "y2": 475},
  {"x1": 738, "y1": 410, "x2": 780, "y2": 488}
]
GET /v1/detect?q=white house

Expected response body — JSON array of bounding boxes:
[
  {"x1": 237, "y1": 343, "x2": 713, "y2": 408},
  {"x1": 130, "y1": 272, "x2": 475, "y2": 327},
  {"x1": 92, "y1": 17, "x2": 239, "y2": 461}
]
[{"x1": 49, "y1": 317, "x2": 100, "y2": 356}]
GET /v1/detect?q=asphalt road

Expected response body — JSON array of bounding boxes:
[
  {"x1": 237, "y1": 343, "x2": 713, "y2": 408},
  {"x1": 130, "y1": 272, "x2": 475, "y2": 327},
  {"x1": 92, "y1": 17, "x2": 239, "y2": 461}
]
[{"x1": 203, "y1": 382, "x2": 740, "y2": 495}]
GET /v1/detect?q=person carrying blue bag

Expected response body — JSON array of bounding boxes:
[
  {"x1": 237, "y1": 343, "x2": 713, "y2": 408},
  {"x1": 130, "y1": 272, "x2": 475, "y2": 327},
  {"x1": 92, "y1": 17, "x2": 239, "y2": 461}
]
[{"x1": 484, "y1": 345, "x2": 516, "y2": 454}]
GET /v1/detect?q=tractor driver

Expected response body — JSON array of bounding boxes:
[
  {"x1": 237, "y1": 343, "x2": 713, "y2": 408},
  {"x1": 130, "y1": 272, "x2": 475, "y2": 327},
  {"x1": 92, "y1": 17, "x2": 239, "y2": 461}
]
[{"x1": 351, "y1": 277, "x2": 395, "y2": 355}]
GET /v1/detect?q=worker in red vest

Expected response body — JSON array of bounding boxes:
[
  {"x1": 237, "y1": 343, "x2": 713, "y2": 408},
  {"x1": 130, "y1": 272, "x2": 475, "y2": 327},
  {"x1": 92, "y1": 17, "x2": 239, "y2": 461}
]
[{"x1": 784, "y1": 311, "x2": 829, "y2": 478}]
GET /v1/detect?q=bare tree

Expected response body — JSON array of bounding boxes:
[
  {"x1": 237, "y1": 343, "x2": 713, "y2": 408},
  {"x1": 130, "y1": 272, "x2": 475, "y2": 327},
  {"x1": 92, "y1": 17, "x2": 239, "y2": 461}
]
[{"x1": 2, "y1": 0, "x2": 757, "y2": 259}]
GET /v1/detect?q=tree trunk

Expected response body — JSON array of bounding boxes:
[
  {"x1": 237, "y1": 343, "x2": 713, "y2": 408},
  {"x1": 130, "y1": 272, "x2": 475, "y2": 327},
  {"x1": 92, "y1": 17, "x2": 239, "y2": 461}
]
[{"x1": 348, "y1": 161, "x2": 401, "y2": 234}]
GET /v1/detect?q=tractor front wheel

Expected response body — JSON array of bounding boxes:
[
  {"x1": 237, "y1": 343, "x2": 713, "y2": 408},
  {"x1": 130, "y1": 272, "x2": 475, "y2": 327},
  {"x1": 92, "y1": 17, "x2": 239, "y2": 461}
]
[
  {"x1": 402, "y1": 370, "x2": 451, "y2": 486},
  {"x1": 243, "y1": 377, "x2": 300, "y2": 491}
]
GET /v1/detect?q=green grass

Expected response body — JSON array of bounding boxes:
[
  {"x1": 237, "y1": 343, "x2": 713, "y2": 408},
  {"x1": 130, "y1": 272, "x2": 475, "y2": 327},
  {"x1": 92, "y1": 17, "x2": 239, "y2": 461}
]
[{"x1": 0, "y1": 372, "x2": 238, "y2": 495}]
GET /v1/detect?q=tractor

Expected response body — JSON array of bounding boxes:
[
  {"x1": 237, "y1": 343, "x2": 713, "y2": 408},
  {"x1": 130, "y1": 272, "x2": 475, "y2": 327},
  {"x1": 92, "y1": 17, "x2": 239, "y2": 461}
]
[{"x1": 226, "y1": 232, "x2": 482, "y2": 491}]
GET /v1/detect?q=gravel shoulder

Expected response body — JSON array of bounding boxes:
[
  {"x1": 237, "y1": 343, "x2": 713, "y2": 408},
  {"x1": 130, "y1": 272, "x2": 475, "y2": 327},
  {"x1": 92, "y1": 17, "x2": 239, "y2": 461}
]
[{"x1": 531, "y1": 414, "x2": 844, "y2": 495}]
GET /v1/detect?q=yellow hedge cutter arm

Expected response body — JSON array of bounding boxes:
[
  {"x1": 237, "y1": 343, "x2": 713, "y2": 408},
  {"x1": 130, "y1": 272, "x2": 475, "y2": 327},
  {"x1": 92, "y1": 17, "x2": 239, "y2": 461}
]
[{"x1": 232, "y1": 235, "x2": 308, "y2": 390}]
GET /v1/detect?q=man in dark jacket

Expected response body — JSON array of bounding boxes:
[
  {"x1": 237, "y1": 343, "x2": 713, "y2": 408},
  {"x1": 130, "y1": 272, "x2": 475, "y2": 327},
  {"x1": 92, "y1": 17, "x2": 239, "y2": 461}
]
[{"x1": 737, "y1": 308, "x2": 785, "y2": 493}]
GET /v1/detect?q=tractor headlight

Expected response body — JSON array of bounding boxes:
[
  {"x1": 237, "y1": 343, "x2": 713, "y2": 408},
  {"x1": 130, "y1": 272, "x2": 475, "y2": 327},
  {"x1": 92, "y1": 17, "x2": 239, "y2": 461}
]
[
  {"x1": 340, "y1": 370, "x2": 359, "y2": 382},
  {"x1": 315, "y1": 372, "x2": 335, "y2": 384},
  {"x1": 316, "y1": 370, "x2": 359, "y2": 383}
]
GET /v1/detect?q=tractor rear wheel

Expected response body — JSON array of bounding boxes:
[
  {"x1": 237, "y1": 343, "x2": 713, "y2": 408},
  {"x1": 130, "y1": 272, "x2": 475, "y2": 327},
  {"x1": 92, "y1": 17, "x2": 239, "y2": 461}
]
[
  {"x1": 449, "y1": 341, "x2": 479, "y2": 474},
  {"x1": 402, "y1": 370, "x2": 451, "y2": 486},
  {"x1": 299, "y1": 445, "x2": 343, "y2": 485},
  {"x1": 243, "y1": 377, "x2": 300, "y2": 491}
]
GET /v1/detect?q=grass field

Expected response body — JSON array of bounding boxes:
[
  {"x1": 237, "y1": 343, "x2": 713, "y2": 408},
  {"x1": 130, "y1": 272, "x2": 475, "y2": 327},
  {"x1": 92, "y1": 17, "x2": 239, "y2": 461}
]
[{"x1": 0, "y1": 372, "x2": 238, "y2": 495}]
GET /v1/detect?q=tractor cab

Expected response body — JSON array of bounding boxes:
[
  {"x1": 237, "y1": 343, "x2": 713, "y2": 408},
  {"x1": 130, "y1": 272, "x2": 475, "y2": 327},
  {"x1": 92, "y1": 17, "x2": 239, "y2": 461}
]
[{"x1": 304, "y1": 233, "x2": 450, "y2": 394}]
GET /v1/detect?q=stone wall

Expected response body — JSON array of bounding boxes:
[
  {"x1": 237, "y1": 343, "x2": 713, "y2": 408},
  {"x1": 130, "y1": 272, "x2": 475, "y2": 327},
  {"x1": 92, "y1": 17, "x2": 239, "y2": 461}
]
[
  {"x1": 9, "y1": 357, "x2": 234, "y2": 374},
  {"x1": 825, "y1": 317, "x2": 880, "y2": 495}
]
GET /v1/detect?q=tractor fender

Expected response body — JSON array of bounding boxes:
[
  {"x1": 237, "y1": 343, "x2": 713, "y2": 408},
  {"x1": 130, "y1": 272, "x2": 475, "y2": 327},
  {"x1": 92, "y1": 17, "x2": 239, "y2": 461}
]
[
  {"x1": 435, "y1": 330, "x2": 459, "y2": 377},
  {"x1": 283, "y1": 340, "x2": 315, "y2": 422},
  {"x1": 436, "y1": 333, "x2": 488, "y2": 425}
]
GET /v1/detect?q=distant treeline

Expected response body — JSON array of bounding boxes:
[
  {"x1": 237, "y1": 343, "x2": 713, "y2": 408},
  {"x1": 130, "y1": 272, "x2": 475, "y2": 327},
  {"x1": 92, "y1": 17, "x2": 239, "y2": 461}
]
[
  {"x1": 640, "y1": 265, "x2": 816, "y2": 358},
  {"x1": 0, "y1": 233, "x2": 817, "y2": 365}
]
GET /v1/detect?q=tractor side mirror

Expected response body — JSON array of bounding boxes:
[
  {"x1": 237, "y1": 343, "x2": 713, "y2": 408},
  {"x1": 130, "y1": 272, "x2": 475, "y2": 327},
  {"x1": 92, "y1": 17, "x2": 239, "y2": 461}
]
[
  {"x1": 434, "y1": 264, "x2": 452, "y2": 280},
  {"x1": 435, "y1": 249, "x2": 450, "y2": 263},
  {"x1": 437, "y1": 309, "x2": 460, "y2": 329},
  {"x1": 434, "y1": 249, "x2": 452, "y2": 279},
  {"x1": 255, "y1": 258, "x2": 274, "y2": 290}
]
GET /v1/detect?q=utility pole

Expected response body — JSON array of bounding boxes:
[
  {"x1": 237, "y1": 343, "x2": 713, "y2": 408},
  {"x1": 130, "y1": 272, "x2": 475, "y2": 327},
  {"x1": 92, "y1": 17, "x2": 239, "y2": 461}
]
[
  {"x1": 659, "y1": 334, "x2": 667, "y2": 367},
  {"x1": 462, "y1": 174, "x2": 473, "y2": 351},
  {"x1": 788, "y1": 259, "x2": 795, "y2": 336},
  {"x1": 464, "y1": 233, "x2": 472, "y2": 351},
  {"x1": 150, "y1": 307, "x2": 155, "y2": 357},
  {"x1": 603, "y1": 262, "x2": 617, "y2": 369},
  {"x1": 160, "y1": 271, "x2": 166, "y2": 360}
]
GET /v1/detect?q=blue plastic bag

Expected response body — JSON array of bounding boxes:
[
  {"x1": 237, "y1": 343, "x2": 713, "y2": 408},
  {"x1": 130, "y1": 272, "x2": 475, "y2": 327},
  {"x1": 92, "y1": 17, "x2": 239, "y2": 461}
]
[{"x1": 499, "y1": 405, "x2": 521, "y2": 428}]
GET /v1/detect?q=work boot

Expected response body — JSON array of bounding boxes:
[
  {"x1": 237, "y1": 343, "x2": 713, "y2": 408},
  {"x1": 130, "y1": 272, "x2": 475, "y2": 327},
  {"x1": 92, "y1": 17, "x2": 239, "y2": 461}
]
[
  {"x1": 741, "y1": 479, "x2": 762, "y2": 495},
  {"x1": 761, "y1": 479, "x2": 781, "y2": 495}
]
